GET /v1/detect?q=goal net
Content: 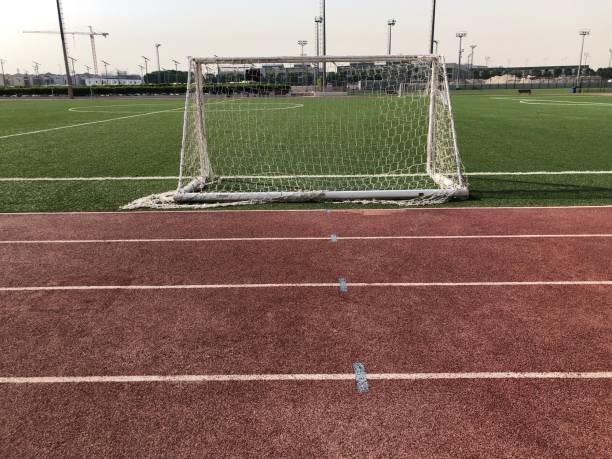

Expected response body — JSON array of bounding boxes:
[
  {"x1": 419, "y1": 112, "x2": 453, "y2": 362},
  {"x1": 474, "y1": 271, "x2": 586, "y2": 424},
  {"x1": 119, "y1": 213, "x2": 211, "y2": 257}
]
[{"x1": 175, "y1": 55, "x2": 468, "y2": 205}]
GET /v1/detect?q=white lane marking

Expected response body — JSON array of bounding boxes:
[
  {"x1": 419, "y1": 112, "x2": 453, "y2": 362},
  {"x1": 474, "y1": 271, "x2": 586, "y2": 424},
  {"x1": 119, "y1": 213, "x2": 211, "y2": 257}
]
[
  {"x1": 1, "y1": 281, "x2": 610, "y2": 292},
  {"x1": 1, "y1": 171, "x2": 611, "y2": 182},
  {"x1": 1, "y1": 205, "x2": 611, "y2": 216},
  {"x1": 1, "y1": 372, "x2": 610, "y2": 385},
  {"x1": 0, "y1": 108, "x2": 182, "y2": 140},
  {"x1": 2, "y1": 234, "x2": 612, "y2": 244}
]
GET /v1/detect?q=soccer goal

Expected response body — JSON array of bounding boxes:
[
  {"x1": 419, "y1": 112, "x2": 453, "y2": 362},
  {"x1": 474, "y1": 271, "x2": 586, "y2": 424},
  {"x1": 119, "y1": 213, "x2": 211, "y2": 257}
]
[{"x1": 175, "y1": 55, "x2": 468, "y2": 205}]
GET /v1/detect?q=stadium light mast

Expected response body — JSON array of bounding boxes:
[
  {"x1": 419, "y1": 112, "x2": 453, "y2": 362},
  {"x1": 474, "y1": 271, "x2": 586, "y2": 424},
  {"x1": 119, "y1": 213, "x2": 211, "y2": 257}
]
[
  {"x1": 68, "y1": 56, "x2": 78, "y2": 86},
  {"x1": 576, "y1": 29, "x2": 590, "y2": 89},
  {"x1": 433, "y1": 40, "x2": 440, "y2": 55},
  {"x1": 155, "y1": 43, "x2": 162, "y2": 83},
  {"x1": 321, "y1": 0, "x2": 327, "y2": 90},
  {"x1": 609, "y1": 49, "x2": 612, "y2": 68},
  {"x1": 55, "y1": 0, "x2": 73, "y2": 98},
  {"x1": 387, "y1": 19, "x2": 397, "y2": 55},
  {"x1": 142, "y1": 56, "x2": 150, "y2": 84},
  {"x1": 429, "y1": 0, "x2": 437, "y2": 54},
  {"x1": 172, "y1": 59, "x2": 180, "y2": 83},
  {"x1": 298, "y1": 40, "x2": 308, "y2": 57},
  {"x1": 0, "y1": 59, "x2": 6, "y2": 88},
  {"x1": 455, "y1": 31, "x2": 467, "y2": 88},
  {"x1": 315, "y1": 16, "x2": 323, "y2": 87},
  {"x1": 469, "y1": 44, "x2": 477, "y2": 69},
  {"x1": 101, "y1": 60, "x2": 110, "y2": 80}
]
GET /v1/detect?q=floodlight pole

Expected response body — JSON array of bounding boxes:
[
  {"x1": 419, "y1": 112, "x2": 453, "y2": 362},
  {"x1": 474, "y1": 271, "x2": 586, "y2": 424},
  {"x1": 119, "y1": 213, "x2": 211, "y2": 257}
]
[
  {"x1": 68, "y1": 56, "x2": 78, "y2": 86},
  {"x1": 315, "y1": 16, "x2": 323, "y2": 87},
  {"x1": 155, "y1": 43, "x2": 162, "y2": 83},
  {"x1": 608, "y1": 49, "x2": 612, "y2": 68},
  {"x1": 429, "y1": 0, "x2": 437, "y2": 54},
  {"x1": 55, "y1": 0, "x2": 73, "y2": 98},
  {"x1": 387, "y1": 19, "x2": 397, "y2": 55},
  {"x1": 101, "y1": 60, "x2": 109, "y2": 82},
  {"x1": 172, "y1": 59, "x2": 180, "y2": 83},
  {"x1": 576, "y1": 30, "x2": 590, "y2": 89},
  {"x1": 0, "y1": 59, "x2": 6, "y2": 88},
  {"x1": 456, "y1": 32, "x2": 467, "y2": 88},
  {"x1": 298, "y1": 40, "x2": 308, "y2": 57},
  {"x1": 469, "y1": 45, "x2": 477, "y2": 69},
  {"x1": 321, "y1": 0, "x2": 327, "y2": 90},
  {"x1": 142, "y1": 56, "x2": 150, "y2": 84},
  {"x1": 433, "y1": 40, "x2": 439, "y2": 55}
]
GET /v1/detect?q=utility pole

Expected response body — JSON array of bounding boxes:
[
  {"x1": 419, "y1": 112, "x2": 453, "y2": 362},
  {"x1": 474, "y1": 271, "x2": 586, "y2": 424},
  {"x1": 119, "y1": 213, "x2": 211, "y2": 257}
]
[
  {"x1": 298, "y1": 40, "x2": 308, "y2": 57},
  {"x1": 456, "y1": 32, "x2": 467, "y2": 88},
  {"x1": 172, "y1": 59, "x2": 180, "y2": 83},
  {"x1": 0, "y1": 59, "x2": 6, "y2": 88},
  {"x1": 101, "y1": 60, "x2": 110, "y2": 81},
  {"x1": 576, "y1": 30, "x2": 590, "y2": 89},
  {"x1": 55, "y1": 0, "x2": 73, "y2": 98},
  {"x1": 68, "y1": 56, "x2": 78, "y2": 86},
  {"x1": 321, "y1": 0, "x2": 327, "y2": 90},
  {"x1": 387, "y1": 19, "x2": 397, "y2": 55},
  {"x1": 429, "y1": 0, "x2": 437, "y2": 54},
  {"x1": 155, "y1": 43, "x2": 162, "y2": 83},
  {"x1": 142, "y1": 56, "x2": 150, "y2": 84}
]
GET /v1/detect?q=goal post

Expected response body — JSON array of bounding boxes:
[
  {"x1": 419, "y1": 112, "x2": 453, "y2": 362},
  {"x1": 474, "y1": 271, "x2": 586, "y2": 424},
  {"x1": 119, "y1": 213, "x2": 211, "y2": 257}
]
[{"x1": 175, "y1": 55, "x2": 468, "y2": 205}]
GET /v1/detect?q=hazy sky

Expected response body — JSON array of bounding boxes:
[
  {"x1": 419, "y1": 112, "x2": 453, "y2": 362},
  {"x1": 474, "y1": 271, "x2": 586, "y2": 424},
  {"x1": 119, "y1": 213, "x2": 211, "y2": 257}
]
[{"x1": 1, "y1": 0, "x2": 610, "y2": 75}]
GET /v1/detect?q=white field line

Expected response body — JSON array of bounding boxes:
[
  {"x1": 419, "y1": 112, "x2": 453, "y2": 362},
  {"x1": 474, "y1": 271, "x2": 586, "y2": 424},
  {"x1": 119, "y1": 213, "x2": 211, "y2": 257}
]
[
  {"x1": 1, "y1": 372, "x2": 610, "y2": 385},
  {"x1": 1, "y1": 171, "x2": 611, "y2": 182},
  {"x1": 0, "y1": 108, "x2": 182, "y2": 140},
  {"x1": 2, "y1": 234, "x2": 612, "y2": 245},
  {"x1": 1, "y1": 281, "x2": 611, "y2": 293}
]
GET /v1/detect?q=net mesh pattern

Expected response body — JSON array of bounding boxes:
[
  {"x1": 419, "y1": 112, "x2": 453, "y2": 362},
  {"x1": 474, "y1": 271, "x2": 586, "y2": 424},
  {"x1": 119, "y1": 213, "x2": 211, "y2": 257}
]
[{"x1": 174, "y1": 56, "x2": 466, "y2": 206}]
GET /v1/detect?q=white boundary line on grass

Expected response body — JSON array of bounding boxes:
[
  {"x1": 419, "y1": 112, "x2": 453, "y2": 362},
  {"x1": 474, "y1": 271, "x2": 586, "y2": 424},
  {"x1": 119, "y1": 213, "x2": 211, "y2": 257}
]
[
  {"x1": 1, "y1": 281, "x2": 610, "y2": 292},
  {"x1": 1, "y1": 171, "x2": 611, "y2": 182},
  {"x1": 2, "y1": 234, "x2": 611, "y2": 245},
  {"x1": 1, "y1": 372, "x2": 610, "y2": 385},
  {"x1": 0, "y1": 108, "x2": 182, "y2": 140}
]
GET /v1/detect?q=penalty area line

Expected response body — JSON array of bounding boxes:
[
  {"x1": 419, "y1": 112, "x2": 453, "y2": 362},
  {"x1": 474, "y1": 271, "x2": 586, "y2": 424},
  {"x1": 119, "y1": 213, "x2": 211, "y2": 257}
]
[
  {"x1": 1, "y1": 372, "x2": 610, "y2": 385},
  {"x1": 1, "y1": 281, "x2": 611, "y2": 292}
]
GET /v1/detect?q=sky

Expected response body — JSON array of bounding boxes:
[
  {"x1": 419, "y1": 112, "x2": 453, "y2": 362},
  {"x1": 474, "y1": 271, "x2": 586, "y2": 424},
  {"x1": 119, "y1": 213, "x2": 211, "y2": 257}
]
[{"x1": 1, "y1": 0, "x2": 610, "y2": 75}]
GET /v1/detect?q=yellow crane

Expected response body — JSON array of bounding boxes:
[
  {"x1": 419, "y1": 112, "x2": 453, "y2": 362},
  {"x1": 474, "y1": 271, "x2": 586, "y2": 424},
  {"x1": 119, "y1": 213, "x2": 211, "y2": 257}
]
[{"x1": 23, "y1": 26, "x2": 109, "y2": 76}]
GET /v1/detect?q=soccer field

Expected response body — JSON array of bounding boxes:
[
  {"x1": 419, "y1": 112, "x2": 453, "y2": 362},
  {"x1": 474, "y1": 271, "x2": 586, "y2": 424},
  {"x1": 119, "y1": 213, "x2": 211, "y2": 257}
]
[{"x1": 0, "y1": 93, "x2": 611, "y2": 212}]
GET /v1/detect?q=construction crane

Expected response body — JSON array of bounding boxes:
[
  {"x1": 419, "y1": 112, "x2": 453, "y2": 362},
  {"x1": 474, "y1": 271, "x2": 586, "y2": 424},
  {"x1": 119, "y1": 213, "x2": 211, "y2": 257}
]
[{"x1": 23, "y1": 26, "x2": 109, "y2": 76}]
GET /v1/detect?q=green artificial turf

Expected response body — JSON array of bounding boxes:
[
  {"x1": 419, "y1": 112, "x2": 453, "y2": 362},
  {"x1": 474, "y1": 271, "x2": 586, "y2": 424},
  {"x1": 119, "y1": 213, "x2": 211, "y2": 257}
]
[{"x1": 0, "y1": 93, "x2": 610, "y2": 212}]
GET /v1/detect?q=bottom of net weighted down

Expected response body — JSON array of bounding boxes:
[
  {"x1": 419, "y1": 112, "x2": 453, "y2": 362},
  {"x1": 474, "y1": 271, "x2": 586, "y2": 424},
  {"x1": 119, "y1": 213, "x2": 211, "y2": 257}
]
[{"x1": 174, "y1": 188, "x2": 470, "y2": 203}]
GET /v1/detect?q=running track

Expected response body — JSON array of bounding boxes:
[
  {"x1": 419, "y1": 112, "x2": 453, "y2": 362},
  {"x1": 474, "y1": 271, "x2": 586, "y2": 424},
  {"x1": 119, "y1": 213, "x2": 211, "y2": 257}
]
[{"x1": 1, "y1": 207, "x2": 611, "y2": 457}]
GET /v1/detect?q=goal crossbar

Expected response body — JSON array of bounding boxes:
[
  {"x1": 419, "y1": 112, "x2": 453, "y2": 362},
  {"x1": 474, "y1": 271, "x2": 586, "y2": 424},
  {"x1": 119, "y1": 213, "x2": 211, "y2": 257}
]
[{"x1": 175, "y1": 55, "x2": 468, "y2": 206}]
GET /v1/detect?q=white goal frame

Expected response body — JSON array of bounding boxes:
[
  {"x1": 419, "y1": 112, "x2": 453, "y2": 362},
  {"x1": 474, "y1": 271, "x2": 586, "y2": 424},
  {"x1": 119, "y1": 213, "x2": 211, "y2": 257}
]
[{"x1": 175, "y1": 55, "x2": 468, "y2": 204}]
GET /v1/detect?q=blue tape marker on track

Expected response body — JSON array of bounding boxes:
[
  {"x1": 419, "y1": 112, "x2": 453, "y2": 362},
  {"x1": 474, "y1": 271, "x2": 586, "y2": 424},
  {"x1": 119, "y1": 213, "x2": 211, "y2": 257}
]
[
  {"x1": 331, "y1": 234, "x2": 337, "y2": 243},
  {"x1": 353, "y1": 362, "x2": 369, "y2": 393},
  {"x1": 339, "y1": 277, "x2": 348, "y2": 293}
]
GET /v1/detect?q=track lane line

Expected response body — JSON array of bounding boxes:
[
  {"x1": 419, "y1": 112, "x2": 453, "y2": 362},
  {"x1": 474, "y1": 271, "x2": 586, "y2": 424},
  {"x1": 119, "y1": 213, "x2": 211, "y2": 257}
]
[
  {"x1": 1, "y1": 281, "x2": 611, "y2": 292},
  {"x1": 2, "y1": 234, "x2": 611, "y2": 244},
  {"x1": 1, "y1": 372, "x2": 610, "y2": 385}
]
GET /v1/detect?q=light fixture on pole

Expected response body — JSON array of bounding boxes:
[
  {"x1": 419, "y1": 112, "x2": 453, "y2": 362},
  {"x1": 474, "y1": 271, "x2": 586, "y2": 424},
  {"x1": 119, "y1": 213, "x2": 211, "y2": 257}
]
[
  {"x1": 455, "y1": 32, "x2": 467, "y2": 88},
  {"x1": 576, "y1": 29, "x2": 590, "y2": 89},
  {"x1": 68, "y1": 56, "x2": 78, "y2": 86},
  {"x1": 172, "y1": 59, "x2": 180, "y2": 83},
  {"x1": 155, "y1": 43, "x2": 162, "y2": 83},
  {"x1": 101, "y1": 60, "x2": 109, "y2": 81},
  {"x1": 298, "y1": 40, "x2": 308, "y2": 57},
  {"x1": 142, "y1": 56, "x2": 150, "y2": 84},
  {"x1": 387, "y1": 19, "x2": 397, "y2": 55}
]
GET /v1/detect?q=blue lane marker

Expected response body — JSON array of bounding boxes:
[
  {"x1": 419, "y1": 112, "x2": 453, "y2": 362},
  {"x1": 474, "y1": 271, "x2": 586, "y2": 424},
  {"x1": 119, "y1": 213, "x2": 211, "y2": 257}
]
[
  {"x1": 330, "y1": 234, "x2": 337, "y2": 243},
  {"x1": 339, "y1": 277, "x2": 348, "y2": 293},
  {"x1": 353, "y1": 362, "x2": 369, "y2": 394}
]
